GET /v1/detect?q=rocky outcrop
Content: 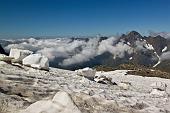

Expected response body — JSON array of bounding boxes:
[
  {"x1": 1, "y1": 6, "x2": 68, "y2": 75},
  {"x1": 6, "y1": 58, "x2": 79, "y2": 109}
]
[
  {"x1": 145, "y1": 35, "x2": 168, "y2": 55},
  {"x1": 120, "y1": 31, "x2": 143, "y2": 46},
  {"x1": 1, "y1": 62, "x2": 170, "y2": 113},
  {"x1": 0, "y1": 48, "x2": 49, "y2": 71}
]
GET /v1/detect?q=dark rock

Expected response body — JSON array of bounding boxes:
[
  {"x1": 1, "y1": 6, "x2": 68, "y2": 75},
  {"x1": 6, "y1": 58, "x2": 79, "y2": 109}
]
[
  {"x1": 145, "y1": 35, "x2": 168, "y2": 55},
  {"x1": 0, "y1": 45, "x2": 8, "y2": 55}
]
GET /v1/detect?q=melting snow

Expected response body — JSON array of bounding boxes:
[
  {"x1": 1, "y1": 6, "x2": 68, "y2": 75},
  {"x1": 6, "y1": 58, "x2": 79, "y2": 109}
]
[
  {"x1": 153, "y1": 52, "x2": 161, "y2": 67},
  {"x1": 145, "y1": 43, "x2": 154, "y2": 50},
  {"x1": 162, "y1": 46, "x2": 167, "y2": 52},
  {"x1": 127, "y1": 42, "x2": 131, "y2": 45},
  {"x1": 129, "y1": 57, "x2": 133, "y2": 60}
]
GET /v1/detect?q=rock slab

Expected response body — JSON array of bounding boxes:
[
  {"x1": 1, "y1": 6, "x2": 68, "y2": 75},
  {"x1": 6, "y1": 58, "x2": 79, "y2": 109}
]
[
  {"x1": 20, "y1": 91, "x2": 81, "y2": 113},
  {"x1": 22, "y1": 54, "x2": 49, "y2": 70}
]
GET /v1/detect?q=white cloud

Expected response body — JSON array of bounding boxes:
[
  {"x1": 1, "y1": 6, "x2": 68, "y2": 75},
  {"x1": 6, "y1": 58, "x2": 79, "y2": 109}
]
[
  {"x1": 4, "y1": 37, "x2": 136, "y2": 66},
  {"x1": 36, "y1": 47, "x2": 69, "y2": 60},
  {"x1": 98, "y1": 37, "x2": 134, "y2": 59},
  {"x1": 60, "y1": 38, "x2": 99, "y2": 66}
]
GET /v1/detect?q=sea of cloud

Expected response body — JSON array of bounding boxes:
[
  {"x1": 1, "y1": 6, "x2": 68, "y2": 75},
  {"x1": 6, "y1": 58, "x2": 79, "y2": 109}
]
[
  {"x1": 4, "y1": 37, "x2": 134, "y2": 67},
  {"x1": 4, "y1": 34, "x2": 169, "y2": 69}
]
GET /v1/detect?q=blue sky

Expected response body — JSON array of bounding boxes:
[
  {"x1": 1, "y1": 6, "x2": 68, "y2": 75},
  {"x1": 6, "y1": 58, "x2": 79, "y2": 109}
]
[{"x1": 0, "y1": 0, "x2": 170, "y2": 38}]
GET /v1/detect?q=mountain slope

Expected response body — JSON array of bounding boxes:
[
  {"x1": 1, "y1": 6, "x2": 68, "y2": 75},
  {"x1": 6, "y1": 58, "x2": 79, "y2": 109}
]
[{"x1": 0, "y1": 61, "x2": 170, "y2": 113}]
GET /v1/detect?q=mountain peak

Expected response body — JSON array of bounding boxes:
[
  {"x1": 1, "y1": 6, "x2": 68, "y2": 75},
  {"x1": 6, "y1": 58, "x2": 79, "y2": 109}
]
[
  {"x1": 127, "y1": 31, "x2": 142, "y2": 37},
  {"x1": 120, "y1": 31, "x2": 143, "y2": 45}
]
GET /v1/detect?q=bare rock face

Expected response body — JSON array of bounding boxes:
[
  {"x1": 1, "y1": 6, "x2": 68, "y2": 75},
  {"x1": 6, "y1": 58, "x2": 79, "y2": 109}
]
[
  {"x1": 22, "y1": 54, "x2": 49, "y2": 70},
  {"x1": 145, "y1": 35, "x2": 168, "y2": 55}
]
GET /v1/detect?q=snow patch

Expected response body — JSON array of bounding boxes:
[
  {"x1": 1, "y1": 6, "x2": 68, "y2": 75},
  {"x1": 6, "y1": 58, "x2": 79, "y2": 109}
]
[
  {"x1": 153, "y1": 52, "x2": 161, "y2": 67},
  {"x1": 162, "y1": 46, "x2": 167, "y2": 52},
  {"x1": 145, "y1": 43, "x2": 154, "y2": 50},
  {"x1": 127, "y1": 42, "x2": 131, "y2": 45},
  {"x1": 129, "y1": 57, "x2": 133, "y2": 60}
]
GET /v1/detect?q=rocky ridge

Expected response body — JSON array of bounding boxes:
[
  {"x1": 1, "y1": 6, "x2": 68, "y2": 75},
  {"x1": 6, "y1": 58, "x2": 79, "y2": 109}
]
[{"x1": 0, "y1": 61, "x2": 170, "y2": 113}]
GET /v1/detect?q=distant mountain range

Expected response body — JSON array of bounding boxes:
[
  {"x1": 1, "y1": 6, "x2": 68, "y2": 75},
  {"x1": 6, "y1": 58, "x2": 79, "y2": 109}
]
[{"x1": 0, "y1": 31, "x2": 170, "y2": 72}]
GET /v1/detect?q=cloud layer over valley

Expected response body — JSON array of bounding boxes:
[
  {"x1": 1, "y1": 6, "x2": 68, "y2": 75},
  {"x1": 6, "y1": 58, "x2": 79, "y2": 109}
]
[
  {"x1": 3, "y1": 31, "x2": 170, "y2": 70},
  {"x1": 4, "y1": 37, "x2": 136, "y2": 68}
]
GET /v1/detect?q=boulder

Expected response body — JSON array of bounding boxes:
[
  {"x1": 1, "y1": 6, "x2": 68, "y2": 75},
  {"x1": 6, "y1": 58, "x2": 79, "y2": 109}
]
[
  {"x1": 150, "y1": 81, "x2": 167, "y2": 91},
  {"x1": 9, "y1": 48, "x2": 33, "y2": 63},
  {"x1": 20, "y1": 91, "x2": 81, "y2": 113},
  {"x1": 22, "y1": 54, "x2": 49, "y2": 70},
  {"x1": 94, "y1": 72, "x2": 113, "y2": 84},
  {"x1": 75, "y1": 67, "x2": 96, "y2": 80}
]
